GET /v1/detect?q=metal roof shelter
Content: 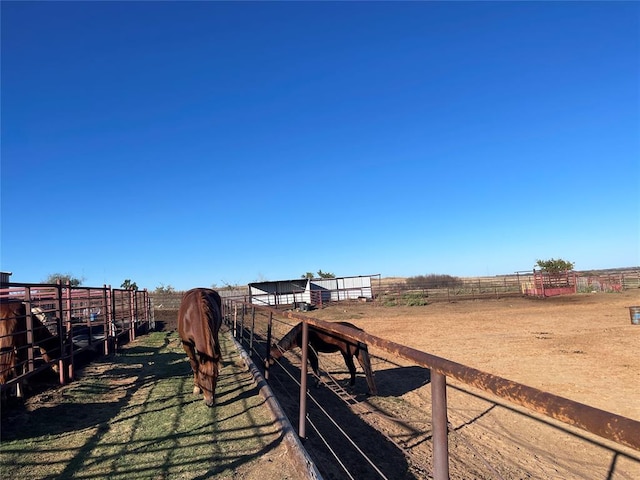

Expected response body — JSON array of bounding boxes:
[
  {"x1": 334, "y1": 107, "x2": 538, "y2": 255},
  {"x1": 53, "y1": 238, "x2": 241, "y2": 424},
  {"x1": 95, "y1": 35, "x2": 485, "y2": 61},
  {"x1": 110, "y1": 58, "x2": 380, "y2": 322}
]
[
  {"x1": 248, "y1": 275, "x2": 375, "y2": 308},
  {"x1": 1, "y1": 271, "x2": 12, "y2": 285}
]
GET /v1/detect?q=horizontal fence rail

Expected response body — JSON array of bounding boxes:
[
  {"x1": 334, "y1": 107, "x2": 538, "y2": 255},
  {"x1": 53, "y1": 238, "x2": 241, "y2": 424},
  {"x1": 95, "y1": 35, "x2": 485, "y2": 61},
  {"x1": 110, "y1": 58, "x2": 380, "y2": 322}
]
[
  {"x1": 0, "y1": 282, "x2": 153, "y2": 397},
  {"x1": 222, "y1": 299, "x2": 640, "y2": 480}
]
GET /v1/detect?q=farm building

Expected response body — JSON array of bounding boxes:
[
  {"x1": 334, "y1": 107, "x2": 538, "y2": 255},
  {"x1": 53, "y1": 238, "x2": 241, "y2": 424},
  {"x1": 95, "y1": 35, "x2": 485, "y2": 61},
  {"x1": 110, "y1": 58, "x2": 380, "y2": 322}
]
[
  {"x1": 1, "y1": 271, "x2": 12, "y2": 285},
  {"x1": 248, "y1": 275, "x2": 376, "y2": 308}
]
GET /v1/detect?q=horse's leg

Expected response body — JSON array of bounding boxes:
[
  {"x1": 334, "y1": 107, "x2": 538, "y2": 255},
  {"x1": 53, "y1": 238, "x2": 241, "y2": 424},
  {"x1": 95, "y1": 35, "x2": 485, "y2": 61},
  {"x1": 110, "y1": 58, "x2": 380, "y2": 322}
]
[
  {"x1": 182, "y1": 341, "x2": 201, "y2": 396},
  {"x1": 308, "y1": 349, "x2": 321, "y2": 387},
  {"x1": 356, "y1": 347, "x2": 377, "y2": 396},
  {"x1": 341, "y1": 350, "x2": 357, "y2": 387}
]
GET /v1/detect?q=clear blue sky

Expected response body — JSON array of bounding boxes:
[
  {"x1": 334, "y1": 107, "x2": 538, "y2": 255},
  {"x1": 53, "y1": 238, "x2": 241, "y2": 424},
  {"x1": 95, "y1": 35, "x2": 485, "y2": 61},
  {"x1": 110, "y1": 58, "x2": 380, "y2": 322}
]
[{"x1": 1, "y1": 1, "x2": 638, "y2": 291}]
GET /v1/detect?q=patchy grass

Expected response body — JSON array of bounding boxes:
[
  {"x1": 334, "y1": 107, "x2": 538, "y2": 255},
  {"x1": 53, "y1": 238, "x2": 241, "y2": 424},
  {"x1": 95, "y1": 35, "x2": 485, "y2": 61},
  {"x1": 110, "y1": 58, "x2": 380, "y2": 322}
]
[{"x1": 1, "y1": 330, "x2": 297, "y2": 480}]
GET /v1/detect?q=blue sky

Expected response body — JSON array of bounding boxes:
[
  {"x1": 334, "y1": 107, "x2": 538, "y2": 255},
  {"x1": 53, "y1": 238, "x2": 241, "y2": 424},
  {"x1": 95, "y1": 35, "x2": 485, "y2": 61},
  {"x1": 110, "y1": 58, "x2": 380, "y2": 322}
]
[{"x1": 1, "y1": 1, "x2": 638, "y2": 291}]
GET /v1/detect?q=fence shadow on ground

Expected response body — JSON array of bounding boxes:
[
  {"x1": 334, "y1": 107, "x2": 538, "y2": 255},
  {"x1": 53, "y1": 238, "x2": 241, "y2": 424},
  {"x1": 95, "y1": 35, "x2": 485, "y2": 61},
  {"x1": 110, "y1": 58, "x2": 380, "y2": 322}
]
[
  {"x1": 267, "y1": 353, "x2": 418, "y2": 479},
  {"x1": 1, "y1": 335, "x2": 185, "y2": 441}
]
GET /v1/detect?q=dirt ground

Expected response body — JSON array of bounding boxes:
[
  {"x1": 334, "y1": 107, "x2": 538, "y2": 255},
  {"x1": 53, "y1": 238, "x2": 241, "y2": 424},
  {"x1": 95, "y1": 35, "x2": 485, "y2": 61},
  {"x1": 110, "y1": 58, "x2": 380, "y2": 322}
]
[{"x1": 288, "y1": 290, "x2": 640, "y2": 479}]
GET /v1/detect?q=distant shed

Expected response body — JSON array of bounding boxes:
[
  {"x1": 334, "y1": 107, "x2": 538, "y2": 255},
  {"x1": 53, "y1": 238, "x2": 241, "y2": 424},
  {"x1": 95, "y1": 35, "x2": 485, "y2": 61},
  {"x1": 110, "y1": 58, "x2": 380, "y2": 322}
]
[
  {"x1": 1, "y1": 271, "x2": 12, "y2": 285},
  {"x1": 249, "y1": 275, "x2": 374, "y2": 308}
]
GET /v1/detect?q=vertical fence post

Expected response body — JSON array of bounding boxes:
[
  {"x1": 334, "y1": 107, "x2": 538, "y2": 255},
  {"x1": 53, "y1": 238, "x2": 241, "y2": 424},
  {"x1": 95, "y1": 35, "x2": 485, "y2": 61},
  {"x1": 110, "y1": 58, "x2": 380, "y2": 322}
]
[
  {"x1": 55, "y1": 283, "x2": 66, "y2": 384},
  {"x1": 233, "y1": 304, "x2": 238, "y2": 338},
  {"x1": 249, "y1": 307, "x2": 255, "y2": 354},
  {"x1": 86, "y1": 287, "x2": 93, "y2": 350},
  {"x1": 129, "y1": 290, "x2": 136, "y2": 342},
  {"x1": 104, "y1": 286, "x2": 111, "y2": 354},
  {"x1": 298, "y1": 321, "x2": 309, "y2": 439},
  {"x1": 24, "y1": 287, "x2": 34, "y2": 374},
  {"x1": 239, "y1": 303, "x2": 245, "y2": 346},
  {"x1": 265, "y1": 311, "x2": 273, "y2": 381},
  {"x1": 102, "y1": 286, "x2": 109, "y2": 354},
  {"x1": 431, "y1": 370, "x2": 450, "y2": 480},
  {"x1": 133, "y1": 290, "x2": 139, "y2": 334},
  {"x1": 65, "y1": 282, "x2": 75, "y2": 381},
  {"x1": 145, "y1": 289, "x2": 153, "y2": 331}
]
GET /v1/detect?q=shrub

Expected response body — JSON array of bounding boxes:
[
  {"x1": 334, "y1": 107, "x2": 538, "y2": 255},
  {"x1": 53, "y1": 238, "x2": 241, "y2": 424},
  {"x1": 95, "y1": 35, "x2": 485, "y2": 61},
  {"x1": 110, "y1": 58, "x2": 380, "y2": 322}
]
[{"x1": 406, "y1": 274, "x2": 463, "y2": 289}]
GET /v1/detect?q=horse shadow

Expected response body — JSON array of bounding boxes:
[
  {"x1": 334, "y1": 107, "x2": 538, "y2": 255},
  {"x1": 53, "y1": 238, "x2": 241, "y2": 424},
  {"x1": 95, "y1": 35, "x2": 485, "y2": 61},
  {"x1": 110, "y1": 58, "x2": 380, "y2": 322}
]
[{"x1": 372, "y1": 365, "x2": 431, "y2": 397}]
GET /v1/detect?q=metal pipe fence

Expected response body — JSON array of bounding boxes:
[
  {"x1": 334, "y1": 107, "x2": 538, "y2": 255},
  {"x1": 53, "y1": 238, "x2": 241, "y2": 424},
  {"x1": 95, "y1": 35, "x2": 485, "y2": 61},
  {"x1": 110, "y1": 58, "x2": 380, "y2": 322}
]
[
  {"x1": 375, "y1": 269, "x2": 640, "y2": 303},
  {"x1": 0, "y1": 282, "x2": 153, "y2": 396},
  {"x1": 222, "y1": 298, "x2": 640, "y2": 480}
]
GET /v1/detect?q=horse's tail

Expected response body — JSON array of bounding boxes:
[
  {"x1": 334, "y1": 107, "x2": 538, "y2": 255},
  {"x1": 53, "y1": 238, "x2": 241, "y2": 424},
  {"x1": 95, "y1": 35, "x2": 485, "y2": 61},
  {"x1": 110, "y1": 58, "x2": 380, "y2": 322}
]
[{"x1": 357, "y1": 343, "x2": 377, "y2": 396}]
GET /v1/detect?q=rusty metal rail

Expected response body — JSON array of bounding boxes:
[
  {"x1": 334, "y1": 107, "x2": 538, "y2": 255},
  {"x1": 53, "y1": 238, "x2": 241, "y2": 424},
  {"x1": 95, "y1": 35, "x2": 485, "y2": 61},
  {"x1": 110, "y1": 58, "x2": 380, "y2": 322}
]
[
  {"x1": 1, "y1": 282, "x2": 153, "y2": 395},
  {"x1": 225, "y1": 300, "x2": 640, "y2": 480}
]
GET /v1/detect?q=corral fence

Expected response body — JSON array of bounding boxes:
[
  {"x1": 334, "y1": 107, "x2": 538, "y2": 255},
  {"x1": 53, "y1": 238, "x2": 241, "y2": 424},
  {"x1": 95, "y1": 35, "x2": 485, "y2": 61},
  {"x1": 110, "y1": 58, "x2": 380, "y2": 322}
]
[
  {"x1": 151, "y1": 287, "x2": 248, "y2": 310},
  {"x1": 221, "y1": 298, "x2": 640, "y2": 480},
  {"x1": 147, "y1": 268, "x2": 640, "y2": 313},
  {"x1": 0, "y1": 282, "x2": 153, "y2": 397},
  {"x1": 375, "y1": 268, "x2": 640, "y2": 304}
]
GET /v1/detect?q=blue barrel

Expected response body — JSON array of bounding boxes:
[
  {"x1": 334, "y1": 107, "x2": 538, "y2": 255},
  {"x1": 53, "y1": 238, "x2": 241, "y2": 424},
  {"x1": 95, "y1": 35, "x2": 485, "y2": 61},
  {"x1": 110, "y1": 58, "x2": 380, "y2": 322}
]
[{"x1": 630, "y1": 306, "x2": 640, "y2": 325}]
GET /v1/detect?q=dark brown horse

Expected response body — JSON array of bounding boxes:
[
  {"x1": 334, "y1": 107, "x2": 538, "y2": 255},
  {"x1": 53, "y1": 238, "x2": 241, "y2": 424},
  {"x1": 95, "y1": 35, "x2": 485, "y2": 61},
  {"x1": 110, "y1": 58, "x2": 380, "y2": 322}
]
[
  {"x1": 178, "y1": 288, "x2": 223, "y2": 407},
  {"x1": 270, "y1": 321, "x2": 377, "y2": 395},
  {"x1": 1, "y1": 301, "x2": 63, "y2": 394}
]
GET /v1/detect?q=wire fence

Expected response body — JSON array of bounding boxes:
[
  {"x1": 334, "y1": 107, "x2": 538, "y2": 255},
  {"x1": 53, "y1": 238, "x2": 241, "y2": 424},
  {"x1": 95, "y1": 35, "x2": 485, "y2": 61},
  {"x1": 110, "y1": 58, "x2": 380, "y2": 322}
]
[
  {"x1": 222, "y1": 298, "x2": 640, "y2": 480},
  {"x1": 374, "y1": 269, "x2": 640, "y2": 304}
]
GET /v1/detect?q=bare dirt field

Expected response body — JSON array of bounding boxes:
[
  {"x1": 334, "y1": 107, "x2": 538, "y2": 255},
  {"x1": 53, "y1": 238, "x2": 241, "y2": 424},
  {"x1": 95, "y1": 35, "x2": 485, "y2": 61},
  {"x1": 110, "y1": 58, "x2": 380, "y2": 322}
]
[{"x1": 277, "y1": 290, "x2": 640, "y2": 479}]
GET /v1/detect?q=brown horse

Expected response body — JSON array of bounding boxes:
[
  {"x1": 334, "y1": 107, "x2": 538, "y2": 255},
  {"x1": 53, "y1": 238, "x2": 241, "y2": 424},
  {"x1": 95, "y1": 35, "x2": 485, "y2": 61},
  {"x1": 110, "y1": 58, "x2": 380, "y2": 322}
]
[
  {"x1": 0, "y1": 301, "x2": 63, "y2": 393},
  {"x1": 178, "y1": 288, "x2": 223, "y2": 407},
  {"x1": 270, "y1": 321, "x2": 377, "y2": 395}
]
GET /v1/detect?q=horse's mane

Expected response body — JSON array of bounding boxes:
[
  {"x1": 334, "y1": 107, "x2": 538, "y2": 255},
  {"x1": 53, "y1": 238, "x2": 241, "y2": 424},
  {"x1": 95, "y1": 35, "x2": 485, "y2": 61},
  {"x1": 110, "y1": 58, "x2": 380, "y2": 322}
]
[
  {"x1": 195, "y1": 289, "x2": 222, "y2": 361},
  {"x1": 198, "y1": 292, "x2": 214, "y2": 335}
]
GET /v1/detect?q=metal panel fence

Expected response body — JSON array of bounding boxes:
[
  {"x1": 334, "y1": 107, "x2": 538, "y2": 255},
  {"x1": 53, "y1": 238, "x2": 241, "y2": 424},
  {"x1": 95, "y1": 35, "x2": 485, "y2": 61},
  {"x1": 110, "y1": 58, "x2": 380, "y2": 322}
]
[{"x1": 0, "y1": 282, "x2": 153, "y2": 397}]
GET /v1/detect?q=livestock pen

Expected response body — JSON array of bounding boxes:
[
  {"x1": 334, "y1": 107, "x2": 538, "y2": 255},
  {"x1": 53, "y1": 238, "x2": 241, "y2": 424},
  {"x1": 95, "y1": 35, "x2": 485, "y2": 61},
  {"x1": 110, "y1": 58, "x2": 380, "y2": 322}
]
[
  {"x1": 223, "y1": 293, "x2": 640, "y2": 480},
  {"x1": 0, "y1": 282, "x2": 153, "y2": 398}
]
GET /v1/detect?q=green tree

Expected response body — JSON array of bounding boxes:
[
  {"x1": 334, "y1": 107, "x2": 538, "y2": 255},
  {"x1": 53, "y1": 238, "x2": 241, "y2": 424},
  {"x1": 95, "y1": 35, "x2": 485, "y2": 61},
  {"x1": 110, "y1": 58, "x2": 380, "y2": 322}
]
[
  {"x1": 317, "y1": 270, "x2": 335, "y2": 279},
  {"x1": 301, "y1": 272, "x2": 314, "y2": 279},
  {"x1": 154, "y1": 284, "x2": 175, "y2": 294},
  {"x1": 121, "y1": 279, "x2": 138, "y2": 290},
  {"x1": 535, "y1": 258, "x2": 575, "y2": 274},
  {"x1": 406, "y1": 274, "x2": 463, "y2": 288},
  {"x1": 43, "y1": 273, "x2": 83, "y2": 286}
]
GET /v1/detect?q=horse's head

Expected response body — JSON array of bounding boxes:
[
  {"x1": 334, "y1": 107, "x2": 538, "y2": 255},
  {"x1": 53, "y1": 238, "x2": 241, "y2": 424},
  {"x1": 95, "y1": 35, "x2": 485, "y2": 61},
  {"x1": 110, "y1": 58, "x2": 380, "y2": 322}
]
[
  {"x1": 268, "y1": 343, "x2": 282, "y2": 365},
  {"x1": 197, "y1": 355, "x2": 220, "y2": 407}
]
